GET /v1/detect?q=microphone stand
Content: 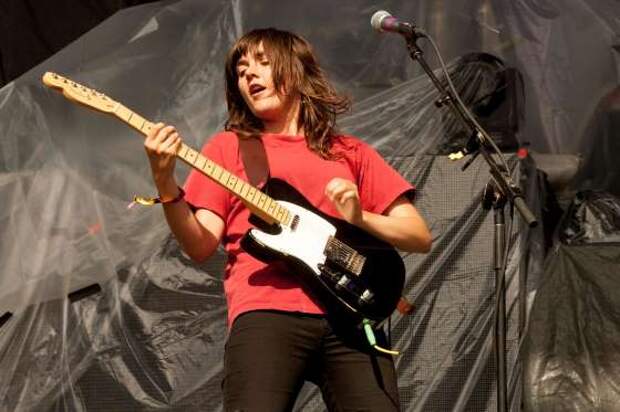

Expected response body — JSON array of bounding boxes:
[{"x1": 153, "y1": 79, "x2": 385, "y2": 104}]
[{"x1": 403, "y1": 30, "x2": 537, "y2": 412}]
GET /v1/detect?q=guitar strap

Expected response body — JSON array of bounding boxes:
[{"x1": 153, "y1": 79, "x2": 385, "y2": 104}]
[{"x1": 237, "y1": 135, "x2": 270, "y2": 188}]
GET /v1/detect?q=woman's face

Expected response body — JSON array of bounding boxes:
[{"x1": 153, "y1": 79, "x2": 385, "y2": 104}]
[{"x1": 236, "y1": 43, "x2": 299, "y2": 124}]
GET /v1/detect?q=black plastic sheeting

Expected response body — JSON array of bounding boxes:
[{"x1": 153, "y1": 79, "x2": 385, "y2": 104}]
[
  {"x1": 1, "y1": 0, "x2": 617, "y2": 410},
  {"x1": 524, "y1": 191, "x2": 620, "y2": 411},
  {"x1": 558, "y1": 191, "x2": 620, "y2": 245}
]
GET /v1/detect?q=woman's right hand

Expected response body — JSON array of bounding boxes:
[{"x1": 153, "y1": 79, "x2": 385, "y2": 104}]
[{"x1": 144, "y1": 122, "x2": 182, "y2": 190}]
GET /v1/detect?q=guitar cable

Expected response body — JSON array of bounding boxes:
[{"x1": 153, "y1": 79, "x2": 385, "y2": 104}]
[{"x1": 362, "y1": 319, "x2": 400, "y2": 356}]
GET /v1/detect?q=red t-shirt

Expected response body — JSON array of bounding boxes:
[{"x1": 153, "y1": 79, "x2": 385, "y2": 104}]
[{"x1": 183, "y1": 131, "x2": 414, "y2": 326}]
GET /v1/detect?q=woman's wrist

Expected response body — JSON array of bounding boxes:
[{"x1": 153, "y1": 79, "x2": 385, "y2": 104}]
[
  {"x1": 158, "y1": 186, "x2": 185, "y2": 204},
  {"x1": 156, "y1": 178, "x2": 181, "y2": 201}
]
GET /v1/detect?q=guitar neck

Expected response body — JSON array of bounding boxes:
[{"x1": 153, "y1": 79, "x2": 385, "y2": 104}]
[{"x1": 112, "y1": 103, "x2": 290, "y2": 226}]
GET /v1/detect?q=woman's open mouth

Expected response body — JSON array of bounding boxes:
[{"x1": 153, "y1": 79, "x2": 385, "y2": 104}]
[{"x1": 249, "y1": 84, "x2": 266, "y2": 96}]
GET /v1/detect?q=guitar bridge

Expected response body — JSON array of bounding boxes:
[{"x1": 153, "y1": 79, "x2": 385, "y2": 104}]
[{"x1": 324, "y1": 236, "x2": 366, "y2": 276}]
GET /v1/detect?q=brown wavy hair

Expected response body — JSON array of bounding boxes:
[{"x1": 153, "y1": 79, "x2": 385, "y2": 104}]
[{"x1": 224, "y1": 28, "x2": 351, "y2": 159}]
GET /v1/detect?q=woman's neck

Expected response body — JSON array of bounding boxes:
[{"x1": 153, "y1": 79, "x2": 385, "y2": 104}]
[
  {"x1": 262, "y1": 96, "x2": 304, "y2": 136},
  {"x1": 263, "y1": 122, "x2": 303, "y2": 136}
]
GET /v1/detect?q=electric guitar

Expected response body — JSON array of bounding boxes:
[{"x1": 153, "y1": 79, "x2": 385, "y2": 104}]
[{"x1": 42, "y1": 72, "x2": 405, "y2": 326}]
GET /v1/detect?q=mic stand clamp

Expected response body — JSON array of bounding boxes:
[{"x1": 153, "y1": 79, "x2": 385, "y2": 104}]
[{"x1": 403, "y1": 32, "x2": 538, "y2": 412}]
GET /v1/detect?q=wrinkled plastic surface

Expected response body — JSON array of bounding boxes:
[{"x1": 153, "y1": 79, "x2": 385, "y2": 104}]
[
  {"x1": 2, "y1": 0, "x2": 615, "y2": 410},
  {"x1": 558, "y1": 191, "x2": 620, "y2": 245},
  {"x1": 524, "y1": 191, "x2": 620, "y2": 411}
]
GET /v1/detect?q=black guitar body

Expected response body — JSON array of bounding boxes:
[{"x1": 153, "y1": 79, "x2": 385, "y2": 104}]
[{"x1": 240, "y1": 178, "x2": 405, "y2": 327}]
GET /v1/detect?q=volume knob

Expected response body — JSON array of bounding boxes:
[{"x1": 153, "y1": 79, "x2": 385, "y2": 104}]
[
  {"x1": 336, "y1": 275, "x2": 351, "y2": 290},
  {"x1": 358, "y1": 289, "x2": 375, "y2": 306}
]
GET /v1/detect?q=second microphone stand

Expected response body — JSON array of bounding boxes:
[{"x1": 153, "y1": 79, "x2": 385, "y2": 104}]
[{"x1": 403, "y1": 30, "x2": 537, "y2": 412}]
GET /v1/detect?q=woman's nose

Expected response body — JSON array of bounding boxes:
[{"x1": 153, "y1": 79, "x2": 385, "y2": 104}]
[{"x1": 244, "y1": 62, "x2": 258, "y2": 78}]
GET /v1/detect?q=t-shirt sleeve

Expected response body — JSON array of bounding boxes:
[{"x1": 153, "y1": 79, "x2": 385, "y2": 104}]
[
  {"x1": 182, "y1": 134, "x2": 232, "y2": 223},
  {"x1": 355, "y1": 140, "x2": 416, "y2": 215}
]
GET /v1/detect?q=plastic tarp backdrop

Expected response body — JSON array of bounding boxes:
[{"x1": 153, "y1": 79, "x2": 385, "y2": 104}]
[
  {"x1": 524, "y1": 191, "x2": 620, "y2": 411},
  {"x1": 0, "y1": 0, "x2": 617, "y2": 410}
]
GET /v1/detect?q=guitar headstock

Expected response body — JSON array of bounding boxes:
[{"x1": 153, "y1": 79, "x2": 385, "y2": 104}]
[{"x1": 42, "y1": 72, "x2": 118, "y2": 114}]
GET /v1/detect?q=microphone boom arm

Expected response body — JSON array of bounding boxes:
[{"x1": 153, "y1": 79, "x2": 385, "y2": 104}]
[{"x1": 403, "y1": 32, "x2": 537, "y2": 227}]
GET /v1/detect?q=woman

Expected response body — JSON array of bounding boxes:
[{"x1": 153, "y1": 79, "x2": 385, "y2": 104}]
[{"x1": 144, "y1": 27, "x2": 431, "y2": 412}]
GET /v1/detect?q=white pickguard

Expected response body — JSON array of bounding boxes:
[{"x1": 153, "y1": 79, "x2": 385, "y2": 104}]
[{"x1": 247, "y1": 201, "x2": 335, "y2": 275}]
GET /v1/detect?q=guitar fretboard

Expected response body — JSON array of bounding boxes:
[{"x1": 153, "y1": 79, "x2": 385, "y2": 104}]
[{"x1": 113, "y1": 103, "x2": 291, "y2": 226}]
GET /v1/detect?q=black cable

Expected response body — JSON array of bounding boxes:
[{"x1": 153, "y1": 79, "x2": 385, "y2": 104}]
[{"x1": 420, "y1": 33, "x2": 512, "y2": 174}]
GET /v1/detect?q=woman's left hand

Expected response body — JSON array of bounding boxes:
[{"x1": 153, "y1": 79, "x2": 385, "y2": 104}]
[{"x1": 325, "y1": 178, "x2": 363, "y2": 226}]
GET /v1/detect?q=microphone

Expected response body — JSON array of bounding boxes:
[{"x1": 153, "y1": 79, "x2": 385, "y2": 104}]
[{"x1": 370, "y1": 10, "x2": 421, "y2": 37}]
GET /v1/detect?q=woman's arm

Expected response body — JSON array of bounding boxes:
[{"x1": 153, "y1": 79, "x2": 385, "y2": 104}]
[
  {"x1": 144, "y1": 123, "x2": 224, "y2": 262},
  {"x1": 325, "y1": 178, "x2": 431, "y2": 253}
]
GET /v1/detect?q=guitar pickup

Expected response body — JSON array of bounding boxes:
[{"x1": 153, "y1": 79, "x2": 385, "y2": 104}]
[{"x1": 324, "y1": 237, "x2": 366, "y2": 276}]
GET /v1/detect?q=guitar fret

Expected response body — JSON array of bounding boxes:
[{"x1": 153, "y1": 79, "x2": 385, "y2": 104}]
[
  {"x1": 267, "y1": 201, "x2": 277, "y2": 213},
  {"x1": 252, "y1": 189, "x2": 262, "y2": 204},
  {"x1": 196, "y1": 155, "x2": 206, "y2": 170},
  {"x1": 116, "y1": 105, "x2": 131, "y2": 127},
  {"x1": 263, "y1": 197, "x2": 273, "y2": 214},
  {"x1": 142, "y1": 120, "x2": 153, "y2": 133},
  {"x1": 276, "y1": 206, "x2": 285, "y2": 221},
  {"x1": 239, "y1": 183, "x2": 249, "y2": 199},
  {"x1": 204, "y1": 159, "x2": 214, "y2": 174},
  {"x1": 247, "y1": 187, "x2": 256, "y2": 203},
  {"x1": 257, "y1": 193, "x2": 266, "y2": 207},
  {"x1": 219, "y1": 170, "x2": 231, "y2": 185},
  {"x1": 185, "y1": 148, "x2": 194, "y2": 161},
  {"x1": 178, "y1": 144, "x2": 188, "y2": 158},
  {"x1": 212, "y1": 165, "x2": 223, "y2": 180},
  {"x1": 124, "y1": 107, "x2": 147, "y2": 133},
  {"x1": 233, "y1": 179, "x2": 244, "y2": 195}
]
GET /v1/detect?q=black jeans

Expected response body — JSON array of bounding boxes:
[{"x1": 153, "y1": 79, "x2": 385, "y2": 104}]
[{"x1": 223, "y1": 310, "x2": 400, "y2": 412}]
